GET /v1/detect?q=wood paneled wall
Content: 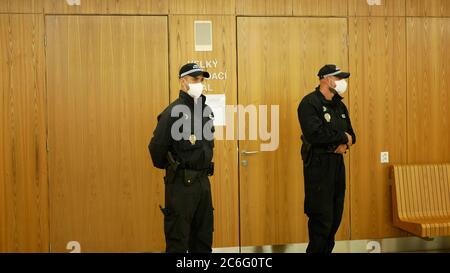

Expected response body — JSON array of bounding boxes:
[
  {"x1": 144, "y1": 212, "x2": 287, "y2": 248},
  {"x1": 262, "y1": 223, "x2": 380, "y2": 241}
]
[
  {"x1": 349, "y1": 17, "x2": 408, "y2": 239},
  {"x1": 407, "y1": 18, "x2": 450, "y2": 164},
  {"x1": 44, "y1": 0, "x2": 168, "y2": 14},
  {"x1": 0, "y1": 14, "x2": 48, "y2": 252},
  {"x1": 1, "y1": 0, "x2": 450, "y2": 252},
  {"x1": 170, "y1": 0, "x2": 235, "y2": 15},
  {"x1": 237, "y1": 17, "x2": 350, "y2": 246},
  {"x1": 0, "y1": 0, "x2": 43, "y2": 13},
  {"x1": 45, "y1": 15, "x2": 168, "y2": 252},
  {"x1": 348, "y1": 0, "x2": 406, "y2": 16},
  {"x1": 407, "y1": 0, "x2": 450, "y2": 16},
  {"x1": 293, "y1": 0, "x2": 347, "y2": 16},
  {"x1": 1, "y1": 0, "x2": 450, "y2": 16},
  {"x1": 236, "y1": 0, "x2": 293, "y2": 16}
]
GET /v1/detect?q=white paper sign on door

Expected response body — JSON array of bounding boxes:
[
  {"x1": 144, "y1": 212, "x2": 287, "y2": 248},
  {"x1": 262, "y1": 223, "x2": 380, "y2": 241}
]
[{"x1": 205, "y1": 94, "x2": 226, "y2": 126}]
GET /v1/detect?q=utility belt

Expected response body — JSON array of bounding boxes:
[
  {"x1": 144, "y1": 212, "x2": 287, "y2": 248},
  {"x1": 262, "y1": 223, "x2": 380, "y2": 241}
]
[
  {"x1": 301, "y1": 135, "x2": 338, "y2": 167},
  {"x1": 166, "y1": 169, "x2": 210, "y2": 186},
  {"x1": 311, "y1": 146, "x2": 337, "y2": 154},
  {"x1": 165, "y1": 151, "x2": 213, "y2": 186}
]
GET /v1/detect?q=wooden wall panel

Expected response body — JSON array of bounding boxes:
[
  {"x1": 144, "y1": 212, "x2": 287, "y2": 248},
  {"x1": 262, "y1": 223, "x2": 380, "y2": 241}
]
[
  {"x1": 44, "y1": 0, "x2": 168, "y2": 14},
  {"x1": 236, "y1": 0, "x2": 293, "y2": 16},
  {"x1": 170, "y1": 0, "x2": 235, "y2": 14},
  {"x1": 46, "y1": 16, "x2": 168, "y2": 252},
  {"x1": 349, "y1": 0, "x2": 406, "y2": 16},
  {"x1": 0, "y1": 0, "x2": 43, "y2": 13},
  {"x1": 293, "y1": 0, "x2": 348, "y2": 16},
  {"x1": 0, "y1": 16, "x2": 5, "y2": 250},
  {"x1": 407, "y1": 18, "x2": 450, "y2": 164},
  {"x1": 169, "y1": 15, "x2": 239, "y2": 248},
  {"x1": 407, "y1": 0, "x2": 450, "y2": 16},
  {"x1": 0, "y1": 14, "x2": 48, "y2": 252},
  {"x1": 349, "y1": 17, "x2": 408, "y2": 240},
  {"x1": 238, "y1": 17, "x2": 350, "y2": 246}
]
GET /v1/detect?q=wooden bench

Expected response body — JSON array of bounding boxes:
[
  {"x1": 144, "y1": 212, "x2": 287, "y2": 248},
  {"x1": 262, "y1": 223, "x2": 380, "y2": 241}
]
[{"x1": 391, "y1": 164, "x2": 450, "y2": 238}]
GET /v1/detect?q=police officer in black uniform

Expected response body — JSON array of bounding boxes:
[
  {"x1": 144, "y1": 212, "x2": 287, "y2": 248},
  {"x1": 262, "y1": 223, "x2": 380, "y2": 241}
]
[
  {"x1": 297, "y1": 64, "x2": 356, "y2": 253},
  {"x1": 149, "y1": 63, "x2": 215, "y2": 253}
]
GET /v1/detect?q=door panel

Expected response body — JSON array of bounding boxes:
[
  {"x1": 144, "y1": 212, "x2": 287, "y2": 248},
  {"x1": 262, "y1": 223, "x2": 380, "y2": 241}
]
[
  {"x1": 0, "y1": 14, "x2": 48, "y2": 253},
  {"x1": 407, "y1": 18, "x2": 450, "y2": 164},
  {"x1": 237, "y1": 17, "x2": 349, "y2": 247},
  {"x1": 46, "y1": 15, "x2": 168, "y2": 252},
  {"x1": 349, "y1": 17, "x2": 407, "y2": 239}
]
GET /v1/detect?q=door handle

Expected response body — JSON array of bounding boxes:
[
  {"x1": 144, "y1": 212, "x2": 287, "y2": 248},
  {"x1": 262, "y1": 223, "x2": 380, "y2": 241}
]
[{"x1": 241, "y1": 150, "x2": 259, "y2": 156}]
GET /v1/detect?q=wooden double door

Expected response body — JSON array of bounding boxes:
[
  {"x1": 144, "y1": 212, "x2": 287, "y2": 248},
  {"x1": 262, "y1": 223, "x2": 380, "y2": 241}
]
[{"x1": 45, "y1": 16, "x2": 349, "y2": 251}]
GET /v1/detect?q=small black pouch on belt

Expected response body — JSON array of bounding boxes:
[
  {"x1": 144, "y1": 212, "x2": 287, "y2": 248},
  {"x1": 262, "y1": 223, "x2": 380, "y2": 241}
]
[{"x1": 182, "y1": 169, "x2": 200, "y2": 186}]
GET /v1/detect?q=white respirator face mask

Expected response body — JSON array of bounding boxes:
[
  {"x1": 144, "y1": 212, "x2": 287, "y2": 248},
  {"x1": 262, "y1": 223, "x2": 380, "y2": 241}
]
[
  {"x1": 333, "y1": 79, "x2": 348, "y2": 95},
  {"x1": 187, "y1": 83, "x2": 204, "y2": 100}
]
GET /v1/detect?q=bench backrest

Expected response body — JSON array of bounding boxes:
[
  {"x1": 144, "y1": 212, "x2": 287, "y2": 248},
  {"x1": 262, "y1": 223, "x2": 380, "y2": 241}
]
[{"x1": 392, "y1": 164, "x2": 450, "y2": 221}]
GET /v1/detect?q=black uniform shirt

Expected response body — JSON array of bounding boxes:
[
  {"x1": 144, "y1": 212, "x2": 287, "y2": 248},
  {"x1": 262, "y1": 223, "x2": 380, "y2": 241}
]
[
  {"x1": 149, "y1": 91, "x2": 214, "y2": 170},
  {"x1": 298, "y1": 86, "x2": 356, "y2": 150}
]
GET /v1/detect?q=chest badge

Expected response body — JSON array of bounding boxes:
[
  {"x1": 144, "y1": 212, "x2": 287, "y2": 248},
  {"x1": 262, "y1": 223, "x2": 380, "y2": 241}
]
[
  {"x1": 341, "y1": 114, "x2": 346, "y2": 119},
  {"x1": 323, "y1": 106, "x2": 327, "y2": 112},
  {"x1": 324, "y1": 113, "x2": 331, "y2": 123},
  {"x1": 189, "y1": 134, "x2": 197, "y2": 145}
]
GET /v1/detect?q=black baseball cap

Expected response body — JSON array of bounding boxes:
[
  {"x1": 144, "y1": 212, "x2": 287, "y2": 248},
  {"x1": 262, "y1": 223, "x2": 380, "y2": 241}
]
[
  {"x1": 178, "y1": 63, "x2": 210, "y2": 79},
  {"x1": 318, "y1": 64, "x2": 350, "y2": 79}
]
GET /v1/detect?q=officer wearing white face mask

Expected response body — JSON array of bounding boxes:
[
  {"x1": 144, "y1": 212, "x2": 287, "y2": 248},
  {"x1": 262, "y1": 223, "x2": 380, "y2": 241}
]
[
  {"x1": 297, "y1": 64, "x2": 356, "y2": 253},
  {"x1": 149, "y1": 63, "x2": 215, "y2": 253}
]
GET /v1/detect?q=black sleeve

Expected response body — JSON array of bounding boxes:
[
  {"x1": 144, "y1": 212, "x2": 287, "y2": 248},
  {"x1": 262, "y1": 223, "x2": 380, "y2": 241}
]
[
  {"x1": 344, "y1": 105, "x2": 356, "y2": 145},
  {"x1": 297, "y1": 99, "x2": 348, "y2": 145},
  {"x1": 148, "y1": 110, "x2": 173, "y2": 169}
]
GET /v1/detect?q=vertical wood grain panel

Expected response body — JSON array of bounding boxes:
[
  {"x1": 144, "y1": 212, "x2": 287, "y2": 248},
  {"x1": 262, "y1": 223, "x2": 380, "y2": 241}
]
[
  {"x1": 0, "y1": 15, "x2": 5, "y2": 251},
  {"x1": 0, "y1": 0, "x2": 43, "y2": 13},
  {"x1": 169, "y1": 15, "x2": 239, "y2": 248},
  {"x1": 407, "y1": 0, "x2": 450, "y2": 16},
  {"x1": 407, "y1": 18, "x2": 450, "y2": 164},
  {"x1": 293, "y1": 0, "x2": 348, "y2": 16},
  {"x1": 349, "y1": 17, "x2": 407, "y2": 239},
  {"x1": 236, "y1": 0, "x2": 293, "y2": 16},
  {"x1": 46, "y1": 15, "x2": 168, "y2": 252},
  {"x1": 169, "y1": 0, "x2": 235, "y2": 14},
  {"x1": 0, "y1": 14, "x2": 48, "y2": 252},
  {"x1": 44, "y1": 0, "x2": 168, "y2": 14},
  {"x1": 348, "y1": 0, "x2": 406, "y2": 16},
  {"x1": 238, "y1": 17, "x2": 350, "y2": 246}
]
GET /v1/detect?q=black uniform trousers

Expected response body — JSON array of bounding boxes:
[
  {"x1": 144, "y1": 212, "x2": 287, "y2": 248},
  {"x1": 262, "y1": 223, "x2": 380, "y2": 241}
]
[
  {"x1": 303, "y1": 152, "x2": 345, "y2": 253},
  {"x1": 160, "y1": 172, "x2": 214, "y2": 253}
]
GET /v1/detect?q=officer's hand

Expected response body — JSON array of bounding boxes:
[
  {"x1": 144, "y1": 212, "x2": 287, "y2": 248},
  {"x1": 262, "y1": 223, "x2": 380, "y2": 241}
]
[
  {"x1": 345, "y1": 132, "x2": 353, "y2": 147},
  {"x1": 334, "y1": 144, "x2": 347, "y2": 154}
]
